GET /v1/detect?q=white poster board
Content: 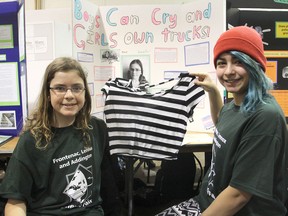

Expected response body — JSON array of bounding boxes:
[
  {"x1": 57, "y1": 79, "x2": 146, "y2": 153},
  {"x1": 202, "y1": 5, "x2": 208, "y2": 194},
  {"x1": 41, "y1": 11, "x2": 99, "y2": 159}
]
[
  {"x1": 25, "y1": 9, "x2": 72, "y2": 113},
  {"x1": 72, "y1": 0, "x2": 226, "y2": 130}
]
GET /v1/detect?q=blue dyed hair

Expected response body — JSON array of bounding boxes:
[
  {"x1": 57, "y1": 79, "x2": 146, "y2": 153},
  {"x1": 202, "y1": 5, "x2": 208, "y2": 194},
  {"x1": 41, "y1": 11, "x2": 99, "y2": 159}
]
[{"x1": 230, "y1": 51, "x2": 273, "y2": 114}]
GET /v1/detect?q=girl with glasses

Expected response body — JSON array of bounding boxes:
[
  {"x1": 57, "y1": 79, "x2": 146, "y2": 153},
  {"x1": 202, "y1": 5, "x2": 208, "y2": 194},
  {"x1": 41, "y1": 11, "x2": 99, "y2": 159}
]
[{"x1": 0, "y1": 57, "x2": 119, "y2": 216}]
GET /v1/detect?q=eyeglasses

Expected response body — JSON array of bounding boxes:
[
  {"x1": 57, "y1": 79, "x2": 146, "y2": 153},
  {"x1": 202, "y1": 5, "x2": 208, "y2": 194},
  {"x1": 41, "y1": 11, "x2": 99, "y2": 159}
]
[
  {"x1": 49, "y1": 86, "x2": 85, "y2": 95},
  {"x1": 130, "y1": 68, "x2": 141, "y2": 72}
]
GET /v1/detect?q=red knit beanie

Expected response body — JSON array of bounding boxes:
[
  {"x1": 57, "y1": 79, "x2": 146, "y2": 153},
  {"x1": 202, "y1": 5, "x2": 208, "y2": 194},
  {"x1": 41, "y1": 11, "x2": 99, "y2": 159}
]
[{"x1": 213, "y1": 26, "x2": 266, "y2": 71}]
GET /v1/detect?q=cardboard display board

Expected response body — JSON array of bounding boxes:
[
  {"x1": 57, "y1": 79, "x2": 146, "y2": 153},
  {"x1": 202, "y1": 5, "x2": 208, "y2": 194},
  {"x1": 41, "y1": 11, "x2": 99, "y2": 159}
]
[{"x1": 72, "y1": 0, "x2": 226, "y2": 130}]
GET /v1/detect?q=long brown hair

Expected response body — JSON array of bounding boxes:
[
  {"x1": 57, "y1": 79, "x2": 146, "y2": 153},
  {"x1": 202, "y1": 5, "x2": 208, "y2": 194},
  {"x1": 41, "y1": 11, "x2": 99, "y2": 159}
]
[{"x1": 23, "y1": 57, "x2": 92, "y2": 149}]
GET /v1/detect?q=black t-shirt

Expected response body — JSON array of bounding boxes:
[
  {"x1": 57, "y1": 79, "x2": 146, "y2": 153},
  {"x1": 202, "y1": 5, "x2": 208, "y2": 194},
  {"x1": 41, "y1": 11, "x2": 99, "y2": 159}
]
[
  {"x1": 195, "y1": 97, "x2": 288, "y2": 215},
  {"x1": 0, "y1": 117, "x2": 107, "y2": 216}
]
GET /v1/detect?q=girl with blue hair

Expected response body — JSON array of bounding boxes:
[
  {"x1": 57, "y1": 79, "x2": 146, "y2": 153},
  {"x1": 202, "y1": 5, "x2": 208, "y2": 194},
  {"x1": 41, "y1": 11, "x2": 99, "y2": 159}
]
[{"x1": 157, "y1": 26, "x2": 288, "y2": 216}]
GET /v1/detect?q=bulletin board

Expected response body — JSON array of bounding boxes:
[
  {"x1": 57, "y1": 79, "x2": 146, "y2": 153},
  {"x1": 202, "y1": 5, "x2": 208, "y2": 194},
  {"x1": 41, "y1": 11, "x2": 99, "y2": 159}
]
[
  {"x1": 72, "y1": 0, "x2": 226, "y2": 131},
  {"x1": 227, "y1": 8, "x2": 288, "y2": 121}
]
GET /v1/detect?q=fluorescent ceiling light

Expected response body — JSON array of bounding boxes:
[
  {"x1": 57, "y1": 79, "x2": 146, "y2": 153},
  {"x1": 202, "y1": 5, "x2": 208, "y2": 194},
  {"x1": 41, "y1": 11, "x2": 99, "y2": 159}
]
[{"x1": 238, "y1": 8, "x2": 288, "y2": 11}]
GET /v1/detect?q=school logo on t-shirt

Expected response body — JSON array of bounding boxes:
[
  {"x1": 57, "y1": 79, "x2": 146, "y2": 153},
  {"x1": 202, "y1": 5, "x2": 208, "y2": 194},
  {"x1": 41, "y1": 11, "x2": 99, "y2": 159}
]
[{"x1": 63, "y1": 164, "x2": 93, "y2": 208}]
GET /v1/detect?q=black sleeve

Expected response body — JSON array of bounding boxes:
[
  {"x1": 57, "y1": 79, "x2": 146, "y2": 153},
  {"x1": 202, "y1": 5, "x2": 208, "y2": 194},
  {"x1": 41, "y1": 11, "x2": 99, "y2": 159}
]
[
  {"x1": 91, "y1": 116, "x2": 123, "y2": 215},
  {"x1": 93, "y1": 116, "x2": 122, "y2": 216},
  {"x1": 100, "y1": 146, "x2": 122, "y2": 216},
  {"x1": 0, "y1": 199, "x2": 5, "y2": 216}
]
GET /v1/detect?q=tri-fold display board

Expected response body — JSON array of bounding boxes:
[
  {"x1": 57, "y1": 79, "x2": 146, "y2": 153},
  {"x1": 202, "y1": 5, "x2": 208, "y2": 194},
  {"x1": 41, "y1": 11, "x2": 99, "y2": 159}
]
[
  {"x1": 0, "y1": 0, "x2": 27, "y2": 137},
  {"x1": 72, "y1": 0, "x2": 226, "y2": 130}
]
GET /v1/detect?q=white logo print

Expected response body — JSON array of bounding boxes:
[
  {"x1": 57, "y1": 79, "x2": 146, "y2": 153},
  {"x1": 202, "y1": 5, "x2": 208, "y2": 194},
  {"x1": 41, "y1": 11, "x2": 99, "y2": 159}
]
[{"x1": 63, "y1": 164, "x2": 93, "y2": 207}]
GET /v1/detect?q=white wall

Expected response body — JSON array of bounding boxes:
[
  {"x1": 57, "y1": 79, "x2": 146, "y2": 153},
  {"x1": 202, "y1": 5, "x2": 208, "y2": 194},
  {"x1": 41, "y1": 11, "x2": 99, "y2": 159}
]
[{"x1": 25, "y1": 0, "x2": 196, "y2": 10}]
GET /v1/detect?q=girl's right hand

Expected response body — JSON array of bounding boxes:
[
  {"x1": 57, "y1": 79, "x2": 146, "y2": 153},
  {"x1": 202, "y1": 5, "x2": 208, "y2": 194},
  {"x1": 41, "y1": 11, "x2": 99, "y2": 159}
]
[{"x1": 190, "y1": 72, "x2": 217, "y2": 93}]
